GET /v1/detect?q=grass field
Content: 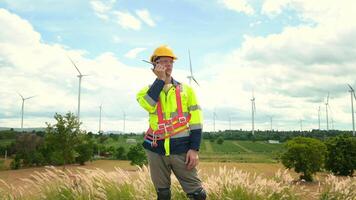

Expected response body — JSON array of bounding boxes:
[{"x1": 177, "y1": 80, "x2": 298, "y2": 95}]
[
  {"x1": 199, "y1": 140, "x2": 283, "y2": 163},
  {"x1": 0, "y1": 138, "x2": 284, "y2": 163},
  {"x1": 0, "y1": 160, "x2": 354, "y2": 200},
  {"x1": 0, "y1": 139, "x2": 14, "y2": 146}
]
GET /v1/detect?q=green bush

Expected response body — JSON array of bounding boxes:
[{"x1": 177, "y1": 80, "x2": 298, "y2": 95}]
[
  {"x1": 127, "y1": 144, "x2": 147, "y2": 167},
  {"x1": 115, "y1": 146, "x2": 127, "y2": 160},
  {"x1": 216, "y1": 136, "x2": 224, "y2": 145},
  {"x1": 75, "y1": 142, "x2": 94, "y2": 165},
  {"x1": 0, "y1": 159, "x2": 5, "y2": 170},
  {"x1": 10, "y1": 155, "x2": 21, "y2": 170},
  {"x1": 281, "y1": 137, "x2": 327, "y2": 181},
  {"x1": 49, "y1": 151, "x2": 65, "y2": 165},
  {"x1": 325, "y1": 135, "x2": 356, "y2": 176}
]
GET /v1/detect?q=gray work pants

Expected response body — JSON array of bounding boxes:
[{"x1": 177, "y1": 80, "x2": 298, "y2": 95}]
[{"x1": 145, "y1": 150, "x2": 202, "y2": 194}]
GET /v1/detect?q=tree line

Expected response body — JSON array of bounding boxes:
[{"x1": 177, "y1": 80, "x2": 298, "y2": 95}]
[{"x1": 0, "y1": 112, "x2": 147, "y2": 170}]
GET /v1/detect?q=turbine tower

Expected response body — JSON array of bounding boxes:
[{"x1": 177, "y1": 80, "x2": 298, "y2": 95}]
[
  {"x1": 213, "y1": 109, "x2": 217, "y2": 133},
  {"x1": 18, "y1": 93, "x2": 35, "y2": 131},
  {"x1": 99, "y1": 104, "x2": 102, "y2": 134},
  {"x1": 228, "y1": 113, "x2": 231, "y2": 131},
  {"x1": 270, "y1": 116, "x2": 273, "y2": 131},
  {"x1": 123, "y1": 110, "x2": 126, "y2": 133},
  {"x1": 318, "y1": 106, "x2": 321, "y2": 130},
  {"x1": 347, "y1": 84, "x2": 356, "y2": 136},
  {"x1": 187, "y1": 50, "x2": 199, "y2": 86},
  {"x1": 325, "y1": 92, "x2": 329, "y2": 131},
  {"x1": 251, "y1": 92, "x2": 256, "y2": 135},
  {"x1": 300, "y1": 119, "x2": 303, "y2": 132},
  {"x1": 68, "y1": 56, "x2": 88, "y2": 123}
]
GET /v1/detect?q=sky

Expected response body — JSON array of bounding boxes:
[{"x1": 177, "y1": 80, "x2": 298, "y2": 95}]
[{"x1": 0, "y1": 0, "x2": 356, "y2": 133}]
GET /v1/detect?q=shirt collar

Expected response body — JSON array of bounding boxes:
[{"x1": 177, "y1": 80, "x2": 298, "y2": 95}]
[{"x1": 172, "y1": 77, "x2": 180, "y2": 86}]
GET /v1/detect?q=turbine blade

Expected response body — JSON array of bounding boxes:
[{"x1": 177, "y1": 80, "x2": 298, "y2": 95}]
[
  {"x1": 327, "y1": 92, "x2": 329, "y2": 104},
  {"x1": 68, "y1": 56, "x2": 82, "y2": 75},
  {"x1": 25, "y1": 95, "x2": 36, "y2": 100},
  {"x1": 347, "y1": 84, "x2": 356, "y2": 100},
  {"x1": 17, "y1": 92, "x2": 24, "y2": 99},
  {"x1": 347, "y1": 84, "x2": 354, "y2": 91},
  {"x1": 192, "y1": 76, "x2": 200, "y2": 86}
]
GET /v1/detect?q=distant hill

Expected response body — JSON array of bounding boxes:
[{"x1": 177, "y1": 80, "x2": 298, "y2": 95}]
[{"x1": 0, "y1": 127, "x2": 46, "y2": 132}]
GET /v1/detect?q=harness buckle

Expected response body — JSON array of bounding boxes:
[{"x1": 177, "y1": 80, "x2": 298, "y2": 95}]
[
  {"x1": 158, "y1": 123, "x2": 165, "y2": 130},
  {"x1": 164, "y1": 123, "x2": 173, "y2": 133},
  {"x1": 178, "y1": 116, "x2": 187, "y2": 123},
  {"x1": 158, "y1": 122, "x2": 174, "y2": 133}
]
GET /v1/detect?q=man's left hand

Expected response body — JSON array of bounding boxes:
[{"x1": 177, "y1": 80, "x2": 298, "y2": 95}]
[{"x1": 185, "y1": 149, "x2": 199, "y2": 170}]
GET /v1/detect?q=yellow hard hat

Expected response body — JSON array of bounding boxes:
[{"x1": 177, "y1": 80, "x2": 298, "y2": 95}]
[{"x1": 150, "y1": 45, "x2": 177, "y2": 63}]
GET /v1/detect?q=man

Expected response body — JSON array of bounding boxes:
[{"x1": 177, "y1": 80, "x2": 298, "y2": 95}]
[{"x1": 137, "y1": 45, "x2": 206, "y2": 200}]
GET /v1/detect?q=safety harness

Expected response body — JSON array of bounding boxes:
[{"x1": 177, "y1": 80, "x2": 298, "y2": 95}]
[{"x1": 144, "y1": 85, "x2": 191, "y2": 147}]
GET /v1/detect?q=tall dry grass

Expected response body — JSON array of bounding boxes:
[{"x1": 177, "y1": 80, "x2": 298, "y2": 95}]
[
  {"x1": 0, "y1": 166, "x2": 355, "y2": 200},
  {"x1": 320, "y1": 174, "x2": 356, "y2": 200}
]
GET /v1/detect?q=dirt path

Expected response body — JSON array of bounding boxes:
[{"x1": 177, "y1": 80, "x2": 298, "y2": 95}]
[
  {"x1": 204, "y1": 141, "x2": 213, "y2": 153},
  {"x1": 232, "y1": 141, "x2": 253, "y2": 153}
]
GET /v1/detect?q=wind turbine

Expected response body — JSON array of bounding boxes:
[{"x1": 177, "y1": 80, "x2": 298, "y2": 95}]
[
  {"x1": 228, "y1": 113, "x2": 231, "y2": 131},
  {"x1": 318, "y1": 106, "x2": 321, "y2": 130},
  {"x1": 325, "y1": 92, "x2": 330, "y2": 131},
  {"x1": 347, "y1": 84, "x2": 356, "y2": 136},
  {"x1": 98, "y1": 104, "x2": 102, "y2": 134},
  {"x1": 18, "y1": 93, "x2": 36, "y2": 131},
  {"x1": 270, "y1": 116, "x2": 273, "y2": 131},
  {"x1": 187, "y1": 50, "x2": 199, "y2": 86},
  {"x1": 213, "y1": 109, "x2": 217, "y2": 133},
  {"x1": 251, "y1": 92, "x2": 256, "y2": 135},
  {"x1": 68, "y1": 56, "x2": 88, "y2": 123},
  {"x1": 123, "y1": 110, "x2": 126, "y2": 133},
  {"x1": 300, "y1": 119, "x2": 303, "y2": 132}
]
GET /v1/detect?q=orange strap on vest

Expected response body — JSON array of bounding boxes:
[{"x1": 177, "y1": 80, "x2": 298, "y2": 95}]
[{"x1": 144, "y1": 85, "x2": 191, "y2": 147}]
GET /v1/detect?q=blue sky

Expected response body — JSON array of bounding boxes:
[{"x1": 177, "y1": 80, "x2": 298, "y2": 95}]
[{"x1": 1, "y1": 0, "x2": 356, "y2": 133}]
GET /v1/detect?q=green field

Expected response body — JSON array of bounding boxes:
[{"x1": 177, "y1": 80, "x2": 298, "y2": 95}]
[
  {"x1": 199, "y1": 140, "x2": 283, "y2": 163},
  {"x1": 0, "y1": 139, "x2": 14, "y2": 146},
  {"x1": 0, "y1": 137, "x2": 283, "y2": 163},
  {"x1": 100, "y1": 138, "x2": 284, "y2": 163}
]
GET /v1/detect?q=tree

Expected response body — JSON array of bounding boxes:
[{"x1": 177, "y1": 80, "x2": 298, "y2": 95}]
[
  {"x1": 115, "y1": 146, "x2": 127, "y2": 160},
  {"x1": 325, "y1": 135, "x2": 356, "y2": 176},
  {"x1": 75, "y1": 135, "x2": 94, "y2": 165},
  {"x1": 13, "y1": 133, "x2": 44, "y2": 167},
  {"x1": 45, "y1": 112, "x2": 82, "y2": 167},
  {"x1": 10, "y1": 154, "x2": 21, "y2": 170},
  {"x1": 216, "y1": 136, "x2": 224, "y2": 145},
  {"x1": 281, "y1": 137, "x2": 327, "y2": 181},
  {"x1": 127, "y1": 144, "x2": 147, "y2": 167}
]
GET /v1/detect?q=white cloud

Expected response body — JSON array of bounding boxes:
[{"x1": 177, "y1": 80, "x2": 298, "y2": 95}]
[
  {"x1": 261, "y1": 0, "x2": 289, "y2": 17},
  {"x1": 113, "y1": 11, "x2": 141, "y2": 30},
  {"x1": 0, "y1": 9, "x2": 41, "y2": 45},
  {"x1": 90, "y1": 1, "x2": 155, "y2": 30},
  {"x1": 219, "y1": 0, "x2": 255, "y2": 15},
  {"x1": 135, "y1": 9, "x2": 156, "y2": 27},
  {"x1": 0, "y1": 8, "x2": 154, "y2": 132},
  {"x1": 196, "y1": 0, "x2": 356, "y2": 131},
  {"x1": 112, "y1": 35, "x2": 121, "y2": 44},
  {"x1": 124, "y1": 48, "x2": 146, "y2": 59},
  {"x1": 90, "y1": 0, "x2": 116, "y2": 21}
]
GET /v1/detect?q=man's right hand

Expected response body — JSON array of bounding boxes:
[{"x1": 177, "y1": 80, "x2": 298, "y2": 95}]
[{"x1": 152, "y1": 63, "x2": 166, "y2": 81}]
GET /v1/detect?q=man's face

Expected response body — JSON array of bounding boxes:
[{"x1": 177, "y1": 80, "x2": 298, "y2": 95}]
[{"x1": 156, "y1": 57, "x2": 174, "y2": 76}]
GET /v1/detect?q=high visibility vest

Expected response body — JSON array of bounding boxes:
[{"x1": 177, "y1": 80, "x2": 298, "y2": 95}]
[
  {"x1": 137, "y1": 81, "x2": 203, "y2": 156},
  {"x1": 144, "y1": 85, "x2": 191, "y2": 147}
]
